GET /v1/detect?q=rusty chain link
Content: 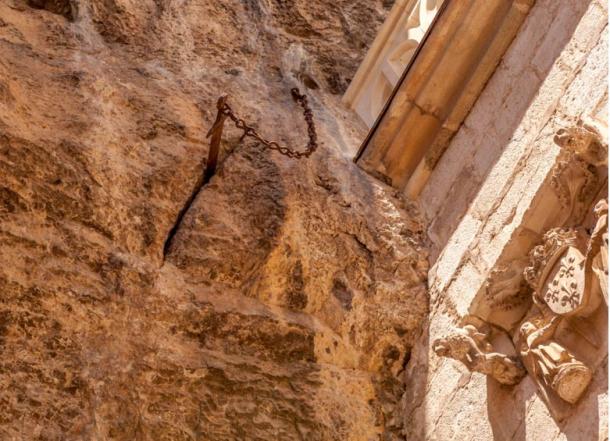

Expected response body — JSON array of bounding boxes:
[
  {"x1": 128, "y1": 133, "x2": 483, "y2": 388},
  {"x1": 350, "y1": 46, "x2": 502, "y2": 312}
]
[
  {"x1": 221, "y1": 88, "x2": 318, "y2": 159},
  {"x1": 203, "y1": 88, "x2": 318, "y2": 183}
]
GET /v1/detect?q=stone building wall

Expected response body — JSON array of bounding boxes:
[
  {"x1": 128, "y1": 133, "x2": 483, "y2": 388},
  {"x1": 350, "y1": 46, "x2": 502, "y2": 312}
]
[{"x1": 403, "y1": 0, "x2": 608, "y2": 440}]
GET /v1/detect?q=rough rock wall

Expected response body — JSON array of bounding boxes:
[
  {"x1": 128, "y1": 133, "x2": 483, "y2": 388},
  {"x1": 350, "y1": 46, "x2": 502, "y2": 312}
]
[
  {"x1": 403, "y1": 0, "x2": 608, "y2": 440},
  {"x1": 0, "y1": 0, "x2": 432, "y2": 440}
]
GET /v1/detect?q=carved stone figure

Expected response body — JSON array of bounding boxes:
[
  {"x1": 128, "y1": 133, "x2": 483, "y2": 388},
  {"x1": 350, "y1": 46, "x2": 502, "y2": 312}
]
[
  {"x1": 433, "y1": 323, "x2": 526, "y2": 385},
  {"x1": 553, "y1": 124, "x2": 608, "y2": 167},
  {"x1": 480, "y1": 257, "x2": 532, "y2": 330},
  {"x1": 517, "y1": 314, "x2": 592, "y2": 404},
  {"x1": 551, "y1": 124, "x2": 607, "y2": 224}
]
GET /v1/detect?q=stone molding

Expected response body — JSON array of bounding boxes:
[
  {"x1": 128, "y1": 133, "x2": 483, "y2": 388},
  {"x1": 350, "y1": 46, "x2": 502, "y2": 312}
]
[
  {"x1": 343, "y1": 0, "x2": 444, "y2": 128},
  {"x1": 354, "y1": 0, "x2": 535, "y2": 198}
]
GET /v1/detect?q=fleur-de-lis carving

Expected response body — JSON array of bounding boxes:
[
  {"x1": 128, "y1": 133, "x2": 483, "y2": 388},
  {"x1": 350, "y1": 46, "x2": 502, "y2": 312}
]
[
  {"x1": 545, "y1": 288, "x2": 560, "y2": 303},
  {"x1": 557, "y1": 257, "x2": 576, "y2": 279},
  {"x1": 559, "y1": 282, "x2": 580, "y2": 308}
]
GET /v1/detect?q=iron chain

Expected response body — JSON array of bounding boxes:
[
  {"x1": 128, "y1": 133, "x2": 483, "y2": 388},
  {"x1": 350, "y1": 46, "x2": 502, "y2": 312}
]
[{"x1": 220, "y1": 88, "x2": 318, "y2": 159}]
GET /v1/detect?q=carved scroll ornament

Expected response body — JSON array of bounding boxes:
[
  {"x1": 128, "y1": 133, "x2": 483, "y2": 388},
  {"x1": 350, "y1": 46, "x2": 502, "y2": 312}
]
[{"x1": 517, "y1": 314, "x2": 591, "y2": 404}]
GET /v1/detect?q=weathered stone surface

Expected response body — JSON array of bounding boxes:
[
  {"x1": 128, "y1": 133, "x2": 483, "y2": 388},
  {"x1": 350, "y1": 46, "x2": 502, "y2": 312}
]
[{"x1": 0, "y1": 0, "x2": 430, "y2": 439}]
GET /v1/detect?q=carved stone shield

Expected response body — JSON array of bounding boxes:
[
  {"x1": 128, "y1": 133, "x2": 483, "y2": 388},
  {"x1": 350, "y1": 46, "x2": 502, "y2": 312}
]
[{"x1": 539, "y1": 246, "x2": 587, "y2": 315}]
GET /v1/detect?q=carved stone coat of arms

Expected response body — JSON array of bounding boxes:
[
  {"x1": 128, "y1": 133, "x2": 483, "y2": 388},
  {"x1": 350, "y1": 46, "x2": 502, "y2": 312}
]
[{"x1": 434, "y1": 198, "x2": 608, "y2": 413}]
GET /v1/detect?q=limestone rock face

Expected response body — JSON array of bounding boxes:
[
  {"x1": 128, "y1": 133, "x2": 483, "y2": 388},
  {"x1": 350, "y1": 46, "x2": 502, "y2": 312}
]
[{"x1": 0, "y1": 0, "x2": 429, "y2": 439}]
